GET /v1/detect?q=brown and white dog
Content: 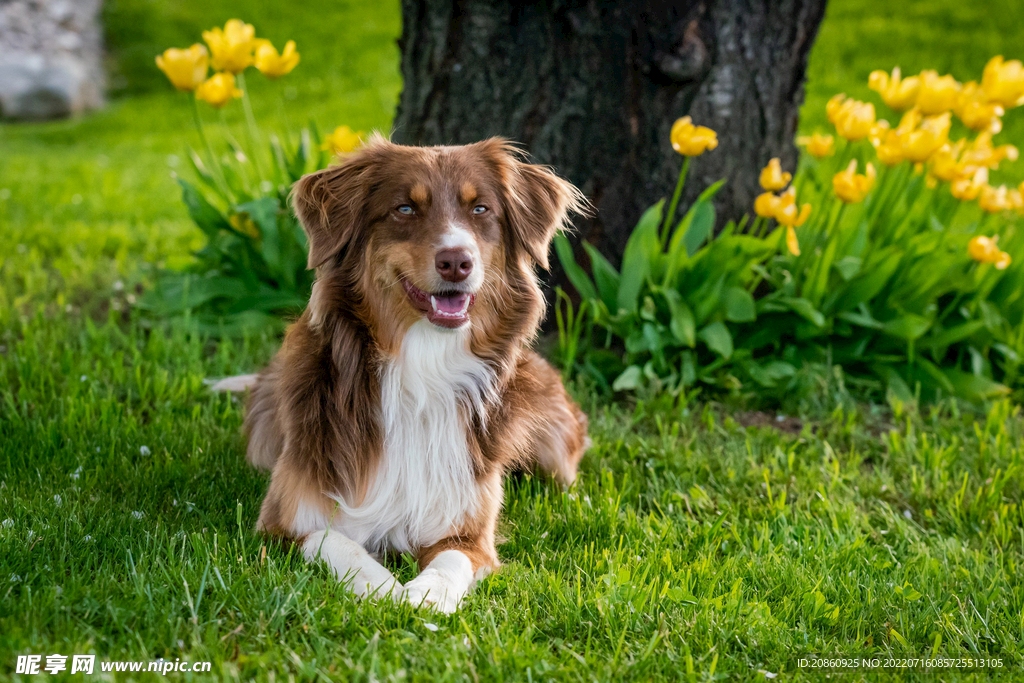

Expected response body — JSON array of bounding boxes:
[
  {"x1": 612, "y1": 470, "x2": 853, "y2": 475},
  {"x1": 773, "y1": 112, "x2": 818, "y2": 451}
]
[{"x1": 214, "y1": 135, "x2": 590, "y2": 613}]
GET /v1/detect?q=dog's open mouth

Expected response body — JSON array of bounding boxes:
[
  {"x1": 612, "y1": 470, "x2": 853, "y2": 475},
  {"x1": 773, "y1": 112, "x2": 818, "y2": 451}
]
[{"x1": 402, "y1": 279, "x2": 476, "y2": 329}]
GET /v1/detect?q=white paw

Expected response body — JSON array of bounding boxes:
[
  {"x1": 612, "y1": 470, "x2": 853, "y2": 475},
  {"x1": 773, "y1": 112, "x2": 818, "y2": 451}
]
[{"x1": 402, "y1": 570, "x2": 463, "y2": 614}]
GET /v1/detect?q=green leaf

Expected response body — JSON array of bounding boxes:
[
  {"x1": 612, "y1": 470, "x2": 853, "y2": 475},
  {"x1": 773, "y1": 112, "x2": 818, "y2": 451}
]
[
  {"x1": 833, "y1": 251, "x2": 901, "y2": 311},
  {"x1": 807, "y1": 237, "x2": 839, "y2": 306},
  {"x1": 237, "y1": 197, "x2": 284, "y2": 277},
  {"x1": 697, "y1": 178, "x2": 727, "y2": 204},
  {"x1": 881, "y1": 314, "x2": 932, "y2": 341},
  {"x1": 178, "y1": 179, "x2": 233, "y2": 239},
  {"x1": 698, "y1": 322, "x2": 733, "y2": 359},
  {"x1": 837, "y1": 310, "x2": 883, "y2": 329},
  {"x1": 680, "y1": 351, "x2": 696, "y2": 386},
  {"x1": 553, "y1": 235, "x2": 598, "y2": 301},
  {"x1": 775, "y1": 297, "x2": 826, "y2": 328},
  {"x1": 665, "y1": 185, "x2": 721, "y2": 271},
  {"x1": 723, "y1": 287, "x2": 756, "y2": 323},
  {"x1": 186, "y1": 149, "x2": 223, "y2": 198},
  {"x1": 914, "y1": 357, "x2": 955, "y2": 393},
  {"x1": 582, "y1": 242, "x2": 621, "y2": 313},
  {"x1": 662, "y1": 289, "x2": 696, "y2": 347},
  {"x1": 642, "y1": 322, "x2": 666, "y2": 354},
  {"x1": 617, "y1": 201, "x2": 663, "y2": 314},
  {"x1": 683, "y1": 202, "x2": 716, "y2": 257},
  {"x1": 918, "y1": 320, "x2": 986, "y2": 350},
  {"x1": 744, "y1": 360, "x2": 796, "y2": 388},
  {"x1": 229, "y1": 288, "x2": 308, "y2": 314},
  {"x1": 583, "y1": 349, "x2": 626, "y2": 387},
  {"x1": 289, "y1": 128, "x2": 313, "y2": 181},
  {"x1": 148, "y1": 273, "x2": 253, "y2": 313},
  {"x1": 941, "y1": 369, "x2": 1011, "y2": 401},
  {"x1": 874, "y1": 365, "x2": 914, "y2": 403},
  {"x1": 612, "y1": 365, "x2": 643, "y2": 391},
  {"x1": 834, "y1": 256, "x2": 862, "y2": 281}
]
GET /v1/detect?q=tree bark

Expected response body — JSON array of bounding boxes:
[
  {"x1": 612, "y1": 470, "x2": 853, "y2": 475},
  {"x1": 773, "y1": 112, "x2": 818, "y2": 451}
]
[{"x1": 394, "y1": 0, "x2": 827, "y2": 272}]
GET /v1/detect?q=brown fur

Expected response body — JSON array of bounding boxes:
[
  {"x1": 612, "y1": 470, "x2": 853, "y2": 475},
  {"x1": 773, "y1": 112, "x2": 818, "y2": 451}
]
[{"x1": 243, "y1": 135, "x2": 589, "y2": 578}]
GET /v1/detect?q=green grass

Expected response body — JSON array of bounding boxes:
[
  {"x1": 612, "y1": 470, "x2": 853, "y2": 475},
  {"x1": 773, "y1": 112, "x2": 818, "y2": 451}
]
[
  {"x1": 3, "y1": 0, "x2": 1024, "y2": 680},
  {"x1": 802, "y1": 0, "x2": 1024, "y2": 185}
]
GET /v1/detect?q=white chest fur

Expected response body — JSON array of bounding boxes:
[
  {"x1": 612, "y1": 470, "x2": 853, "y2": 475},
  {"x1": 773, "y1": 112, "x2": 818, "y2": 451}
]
[{"x1": 334, "y1": 320, "x2": 494, "y2": 553}]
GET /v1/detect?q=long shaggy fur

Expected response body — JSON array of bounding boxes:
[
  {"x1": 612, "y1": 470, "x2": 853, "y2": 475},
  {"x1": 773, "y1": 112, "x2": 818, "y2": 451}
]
[{"x1": 230, "y1": 136, "x2": 590, "y2": 609}]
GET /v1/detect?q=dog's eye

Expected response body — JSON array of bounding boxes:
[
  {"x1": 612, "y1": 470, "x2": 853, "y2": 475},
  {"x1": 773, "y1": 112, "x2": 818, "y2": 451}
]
[
  {"x1": 396, "y1": 205, "x2": 415, "y2": 216},
  {"x1": 472, "y1": 205, "x2": 488, "y2": 215}
]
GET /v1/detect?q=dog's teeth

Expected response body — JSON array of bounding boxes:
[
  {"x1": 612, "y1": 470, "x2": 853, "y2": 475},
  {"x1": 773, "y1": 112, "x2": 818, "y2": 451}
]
[{"x1": 430, "y1": 295, "x2": 438, "y2": 312}]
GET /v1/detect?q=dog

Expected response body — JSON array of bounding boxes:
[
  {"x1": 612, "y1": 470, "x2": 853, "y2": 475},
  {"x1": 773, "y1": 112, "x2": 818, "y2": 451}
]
[{"x1": 213, "y1": 135, "x2": 590, "y2": 613}]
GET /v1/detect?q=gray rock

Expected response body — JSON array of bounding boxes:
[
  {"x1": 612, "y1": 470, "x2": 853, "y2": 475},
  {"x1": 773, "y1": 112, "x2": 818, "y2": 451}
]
[
  {"x1": 0, "y1": 0, "x2": 104, "y2": 120},
  {"x1": 0, "y1": 54, "x2": 99, "y2": 119}
]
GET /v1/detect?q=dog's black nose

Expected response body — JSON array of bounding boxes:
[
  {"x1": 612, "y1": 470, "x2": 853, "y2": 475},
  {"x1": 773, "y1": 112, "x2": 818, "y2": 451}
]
[{"x1": 435, "y1": 249, "x2": 473, "y2": 283}]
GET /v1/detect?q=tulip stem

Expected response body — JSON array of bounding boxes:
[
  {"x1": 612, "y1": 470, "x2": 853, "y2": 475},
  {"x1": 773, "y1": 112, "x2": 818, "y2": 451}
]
[
  {"x1": 236, "y1": 72, "x2": 266, "y2": 182},
  {"x1": 191, "y1": 95, "x2": 232, "y2": 201},
  {"x1": 662, "y1": 157, "x2": 691, "y2": 245},
  {"x1": 946, "y1": 194, "x2": 962, "y2": 227},
  {"x1": 866, "y1": 163, "x2": 896, "y2": 228},
  {"x1": 831, "y1": 203, "x2": 847, "y2": 237}
]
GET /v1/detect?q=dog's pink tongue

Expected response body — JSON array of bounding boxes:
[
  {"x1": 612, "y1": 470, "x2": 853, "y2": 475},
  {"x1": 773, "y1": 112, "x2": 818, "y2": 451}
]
[{"x1": 433, "y1": 293, "x2": 469, "y2": 314}]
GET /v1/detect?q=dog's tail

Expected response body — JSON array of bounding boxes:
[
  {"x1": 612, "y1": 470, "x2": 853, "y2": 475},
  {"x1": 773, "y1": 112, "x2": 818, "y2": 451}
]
[{"x1": 206, "y1": 374, "x2": 259, "y2": 392}]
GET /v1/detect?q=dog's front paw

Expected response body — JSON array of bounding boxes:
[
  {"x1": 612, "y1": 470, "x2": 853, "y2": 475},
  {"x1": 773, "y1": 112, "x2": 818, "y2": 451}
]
[{"x1": 402, "y1": 570, "x2": 463, "y2": 614}]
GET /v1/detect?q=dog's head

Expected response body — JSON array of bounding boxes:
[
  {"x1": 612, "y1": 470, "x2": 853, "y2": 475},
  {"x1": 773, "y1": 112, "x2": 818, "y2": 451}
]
[{"x1": 292, "y1": 135, "x2": 586, "y2": 347}]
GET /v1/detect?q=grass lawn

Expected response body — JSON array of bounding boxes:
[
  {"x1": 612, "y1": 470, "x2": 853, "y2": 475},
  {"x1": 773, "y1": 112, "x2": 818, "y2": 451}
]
[{"x1": 3, "y1": 0, "x2": 1024, "y2": 680}]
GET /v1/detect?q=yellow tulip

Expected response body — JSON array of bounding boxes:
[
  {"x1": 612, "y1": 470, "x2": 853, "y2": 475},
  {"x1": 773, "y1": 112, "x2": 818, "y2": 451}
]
[
  {"x1": 322, "y1": 125, "x2": 365, "y2": 156},
  {"x1": 900, "y1": 112, "x2": 951, "y2": 163},
  {"x1": 255, "y1": 39, "x2": 300, "y2": 79},
  {"x1": 968, "y1": 235, "x2": 1000, "y2": 261},
  {"x1": 895, "y1": 108, "x2": 920, "y2": 134},
  {"x1": 968, "y1": 235, "x2": 1012, "y2": 269},
  {"x1": 954, "y1": 81, "x2": 1004, "y2": 134},
  {"x1": 832, "y1": 160, "x2": 876, "y2": 203},
  {"x1": 832, "y1": 99, "x2": 876, "y2": 141},
  {"x1": 195, "y1": 72, "x2": 243, "y2": 108},
  {"x1": 203, "y1": 19, "x2": 257, "y2": 74},
  {"x1": 776, "y1": 203, "x2": 812, "y2": 229},
  {"x1": 759, "y1": 158, "x2": 792, "y2": 191},
  {"x1": 982, "y1": 56, "x2": 1024, "y2": 108},
  {"x1": 155, "y1": 44, "x2": 209, "y2": 92},
  {"x1": 670, "y1": 116, "x2": 718, "y2": 156},
  {"x1": 774, "y1": 187, "x2": 811, "y2": 228},
  {"x1": 755, "y1": 188, "x2": 809, "y2": 259},
  {"x1": 950, "y1": 166, "x2": 988, "y2": 201},
  {"x1": 785, "y1": 226, "x2": 801, "y2": 256},
  {"x1": 826, "y1": 94, "x2": 849, "y2": 125},
  {"x1": 754, "y1": 191, "x2": 782, "y2": 218},
  {"x1": 796, "y1": 132, "x2": 834, "y2": 158},
  {"x1": 868, "y1": 67, "x2": 921, "y2": 111},
  {"x1": 869, "y1": 120, "x2": 907, "y2": 166},
  {"x1": 915, "y1": 70, "x2": 961, "y2": 116},
  {"x1": 873, "y1": 130, "x2": 905, "y2": 166},
  {"x1": 979, "y1": 184, "x2": 1012, "y2": 213},
  {"x1": 229, "y1": 213, "x2": 261, "y2": 239},
  {"x1": 960, "y1": 132, "x2": 1019, "y2": 171},
  {"x1": 928, "y1": 141, "x2": 965, "y2": 183},
  {"x1": 1009, "y1": 188, "x2": 1024, "y2": 212}
]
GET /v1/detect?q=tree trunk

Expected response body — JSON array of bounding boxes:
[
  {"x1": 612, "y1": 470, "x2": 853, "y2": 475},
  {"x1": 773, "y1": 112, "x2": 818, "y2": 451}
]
[{"x1": 394, "y1": 0, "x2": 827, "y2": 272}]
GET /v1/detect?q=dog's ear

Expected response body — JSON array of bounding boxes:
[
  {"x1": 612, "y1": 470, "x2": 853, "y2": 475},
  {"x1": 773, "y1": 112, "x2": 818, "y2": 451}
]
[
  {"x1": 292, "y1": 136, "x2": 385, "y2": 269},
  {"x1": 486, "y1": 141, "x2": 588, "y2": 271}
]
